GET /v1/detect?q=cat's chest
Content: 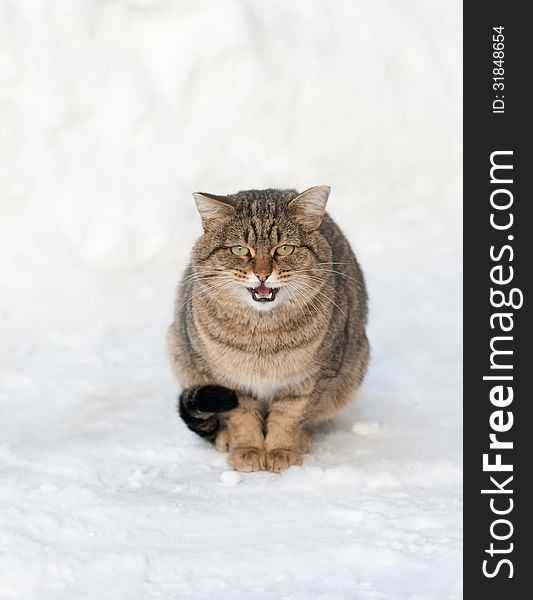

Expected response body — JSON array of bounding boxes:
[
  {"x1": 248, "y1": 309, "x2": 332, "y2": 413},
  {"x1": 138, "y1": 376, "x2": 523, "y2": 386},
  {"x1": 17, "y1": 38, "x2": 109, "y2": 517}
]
[{"x1": 198, "y1": 328, "x2": 318, "y2": 401}]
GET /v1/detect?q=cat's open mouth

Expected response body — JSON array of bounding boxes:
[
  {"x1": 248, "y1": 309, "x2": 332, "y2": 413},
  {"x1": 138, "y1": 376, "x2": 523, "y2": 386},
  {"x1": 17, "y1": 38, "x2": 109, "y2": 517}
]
[{"x1": 249, "y1": 283, "x2": 279, "y2": 302}]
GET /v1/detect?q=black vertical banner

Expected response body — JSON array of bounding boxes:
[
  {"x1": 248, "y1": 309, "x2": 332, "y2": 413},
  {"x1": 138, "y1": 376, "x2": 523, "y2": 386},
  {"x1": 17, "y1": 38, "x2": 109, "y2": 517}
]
[{"x1": 464, "y1": 2, "x2": 532, "y2": 597}]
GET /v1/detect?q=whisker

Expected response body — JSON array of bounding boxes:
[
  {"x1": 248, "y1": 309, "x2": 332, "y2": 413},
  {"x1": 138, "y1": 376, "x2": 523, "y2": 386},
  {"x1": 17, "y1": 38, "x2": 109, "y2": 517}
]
[
  {"x1": 181, "y1": 271, "x2": 228, "y2": 283},
  {"x1": 179, "y1": 278, "x2": 234, "y2": 310},
  {"x1": 279, "y1": 273, "x2": 344, "y2": 300},
  {"x1": 183, "y1": 281, "x2": 238, "y2": 317},
  {"x1": 296, "y1": 275, "x2": 343, "y2": 296},
  {"x1": 285, "y1": 282, "x2": 319, "y2": 321},
  {"x1": 290, "y1": 277, "x2": 346, "y2": 316},
  {"x1": 289, "y1": 290, "x2": 319, "y2": 322},
  {"x1": 292, "y1": 284, "x2": 334, "y2": 320},
  {"x1": 288, "y1": 267, "x2": 361, "y2": 284}
]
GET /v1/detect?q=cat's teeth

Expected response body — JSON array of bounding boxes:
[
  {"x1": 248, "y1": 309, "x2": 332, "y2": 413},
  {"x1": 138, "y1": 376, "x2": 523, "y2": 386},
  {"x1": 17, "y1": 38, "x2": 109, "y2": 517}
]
[{"x1": 250, "y1": 287, "x2": 278, "y2": 302}]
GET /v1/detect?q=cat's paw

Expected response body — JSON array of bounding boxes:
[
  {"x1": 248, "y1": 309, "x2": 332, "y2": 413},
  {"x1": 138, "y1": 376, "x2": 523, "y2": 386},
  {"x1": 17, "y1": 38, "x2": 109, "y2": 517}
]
[
  {"x1": 265, "y1": 449, "x2": 303, "y2": 473},
  {"x1": 229, "y1": 447, "x2": 265, "y2": 472},
  {"x1": 215, "y1": 428, "x2": 230, "y2": 453}
]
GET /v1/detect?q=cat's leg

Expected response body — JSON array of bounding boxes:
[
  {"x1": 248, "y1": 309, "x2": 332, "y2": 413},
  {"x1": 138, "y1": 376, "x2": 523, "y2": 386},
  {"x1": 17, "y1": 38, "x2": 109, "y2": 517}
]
[
  {"x1": 264, "y1": 394, "x2": 313, "y2": 473},
  {"x1": 226, "y1": 395, "x2": 265, "y2": 472}
]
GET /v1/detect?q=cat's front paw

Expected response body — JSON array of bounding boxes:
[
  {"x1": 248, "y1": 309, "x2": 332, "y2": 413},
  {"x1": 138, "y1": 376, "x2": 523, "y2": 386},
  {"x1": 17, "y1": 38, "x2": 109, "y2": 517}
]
[
  {"x1": 215, "y1": 428, "x2": 231, "y2": 453},
  {"x1": 229, "y1": 447, "x2": 265, "y2": 472},
  {"x1": 265, "y1": 449, "x2": 303, "y2": 473}
]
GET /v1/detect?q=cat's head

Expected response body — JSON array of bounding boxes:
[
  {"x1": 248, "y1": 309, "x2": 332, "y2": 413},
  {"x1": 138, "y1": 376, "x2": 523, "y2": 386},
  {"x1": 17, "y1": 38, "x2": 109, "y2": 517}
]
[{"x1": 190, "y1": 186, "x2": 333, "y2": 312}]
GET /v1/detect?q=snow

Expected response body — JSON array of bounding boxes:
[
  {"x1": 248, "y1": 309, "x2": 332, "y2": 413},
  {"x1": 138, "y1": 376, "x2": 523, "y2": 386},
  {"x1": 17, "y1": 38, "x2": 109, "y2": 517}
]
[
  {"x1": 220, "y1": 471, "x2": 242, "y2": 487},
  {"x1": 0, "y1": 1, "x2": 461, "y2": 599}
]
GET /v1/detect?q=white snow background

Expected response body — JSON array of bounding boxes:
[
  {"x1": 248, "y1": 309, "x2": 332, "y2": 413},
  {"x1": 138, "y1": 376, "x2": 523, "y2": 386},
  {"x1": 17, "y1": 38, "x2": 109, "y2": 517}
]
[{"x1": 0, "y1": 1, "x2": 462, "y2": 598}]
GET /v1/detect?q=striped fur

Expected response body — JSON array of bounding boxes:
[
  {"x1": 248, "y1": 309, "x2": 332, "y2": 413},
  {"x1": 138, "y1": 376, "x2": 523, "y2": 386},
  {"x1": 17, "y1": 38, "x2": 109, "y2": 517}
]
[{"x1": 168, "y1": 186, "x2": 369, "y2": 472}]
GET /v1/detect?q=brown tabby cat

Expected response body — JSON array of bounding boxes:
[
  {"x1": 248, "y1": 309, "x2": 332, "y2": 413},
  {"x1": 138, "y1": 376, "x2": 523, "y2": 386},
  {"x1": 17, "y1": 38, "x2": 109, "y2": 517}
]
[{"x1": 167, "y1": 186, "x2": 369, "y2": 472}]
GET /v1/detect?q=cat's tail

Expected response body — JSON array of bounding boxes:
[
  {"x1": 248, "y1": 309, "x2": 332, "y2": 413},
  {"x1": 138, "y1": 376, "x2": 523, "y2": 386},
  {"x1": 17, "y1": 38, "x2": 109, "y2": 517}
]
[{"x1": 178, "y1": 385, "x2": 238, "y2": 442}]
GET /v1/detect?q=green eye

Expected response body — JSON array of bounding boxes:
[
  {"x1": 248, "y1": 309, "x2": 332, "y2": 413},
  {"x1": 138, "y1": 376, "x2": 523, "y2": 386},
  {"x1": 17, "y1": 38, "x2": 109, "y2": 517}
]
[
  {"x1": 275, "y1": 244, "x2": 295, "y2": 257},
  {"x1": 231, "y1": 245, "x2": 250, "y2": 257}
]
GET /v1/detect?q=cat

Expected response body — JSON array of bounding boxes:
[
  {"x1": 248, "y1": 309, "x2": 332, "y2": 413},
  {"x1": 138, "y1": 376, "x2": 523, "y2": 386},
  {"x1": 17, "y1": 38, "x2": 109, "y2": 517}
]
[{"x1": 167, "y1": 186, "x2": 369, "y2": 472}]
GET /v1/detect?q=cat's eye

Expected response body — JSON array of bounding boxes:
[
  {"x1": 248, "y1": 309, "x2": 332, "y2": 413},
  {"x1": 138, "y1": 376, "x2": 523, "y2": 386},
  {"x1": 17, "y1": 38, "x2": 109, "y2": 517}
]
[
  {"x1": 230, "y1": 245, "x2": 250, "y2": 257},
  {"x1": 275, "y1": 244, "x2": 295, "y2": 257}
]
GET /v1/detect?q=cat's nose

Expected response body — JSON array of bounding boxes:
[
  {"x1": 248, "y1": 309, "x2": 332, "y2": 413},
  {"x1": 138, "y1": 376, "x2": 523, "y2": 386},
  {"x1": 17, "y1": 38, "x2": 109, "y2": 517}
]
[
  {"x1": 255, "y1": 271, "x2": 271, "y2": 283},
  {"x1": 253, "y1": 259, "x2": 272, "y2": 282}
]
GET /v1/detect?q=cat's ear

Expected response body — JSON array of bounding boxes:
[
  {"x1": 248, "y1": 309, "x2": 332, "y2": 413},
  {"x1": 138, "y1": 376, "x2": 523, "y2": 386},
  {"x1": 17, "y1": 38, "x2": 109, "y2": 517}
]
[
  {"x1": 193, "y1": 192, "x2": 235, "y2": 229},
  {"x1": 288, "y1": 185, "x2": 330, "y2": 230}
]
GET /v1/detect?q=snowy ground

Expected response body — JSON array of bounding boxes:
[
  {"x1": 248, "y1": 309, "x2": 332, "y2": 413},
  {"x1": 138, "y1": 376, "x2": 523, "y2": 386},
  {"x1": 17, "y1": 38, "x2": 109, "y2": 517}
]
[{"x1": 0, "y1": 1, "x2": 461, "y2": 599}]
